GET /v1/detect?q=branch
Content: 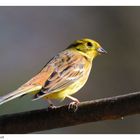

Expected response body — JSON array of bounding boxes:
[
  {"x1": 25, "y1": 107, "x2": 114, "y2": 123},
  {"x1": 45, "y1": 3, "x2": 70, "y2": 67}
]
[{"x1": 0, "y1": 91, "x2": 140, "y2": 134}]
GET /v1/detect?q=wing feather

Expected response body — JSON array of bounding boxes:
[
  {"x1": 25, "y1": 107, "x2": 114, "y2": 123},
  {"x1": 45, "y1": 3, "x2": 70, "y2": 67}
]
[{"x1": 33, "y1": 50, "x2": 86, "y2": 100}]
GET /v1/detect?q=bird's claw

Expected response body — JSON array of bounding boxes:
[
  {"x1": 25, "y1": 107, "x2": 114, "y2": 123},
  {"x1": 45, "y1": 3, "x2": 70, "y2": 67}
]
[
  {"x1": 68, "y1": 101, "x2": 79, "y2": 112},
  {"x1": 48, "y1": 104, "x2": 56, "y2": 111}
]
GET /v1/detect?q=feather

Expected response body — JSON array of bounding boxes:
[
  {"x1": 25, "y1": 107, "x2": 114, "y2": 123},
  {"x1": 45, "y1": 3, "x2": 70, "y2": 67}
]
[
  {"x1": 0, "y1": 85, "x2": 42, "y2": 105},
  {"x1": 33, "y1": 50, "x2": 86, "y2": 100}
]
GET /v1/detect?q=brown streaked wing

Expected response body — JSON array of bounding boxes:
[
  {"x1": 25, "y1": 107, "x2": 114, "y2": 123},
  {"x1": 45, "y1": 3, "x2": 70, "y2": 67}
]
[{"x1": 34, "y1": 50, "x2": 86, "y2": 99}]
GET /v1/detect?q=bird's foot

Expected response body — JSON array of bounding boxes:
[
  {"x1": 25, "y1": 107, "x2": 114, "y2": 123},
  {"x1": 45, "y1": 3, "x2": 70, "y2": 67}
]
[
  {"x1": 48, "y1": 104, "x2": 56, "y2": 111},
  {"x1": 68, "y1": 101, "x2": 79, "y2": 112}
]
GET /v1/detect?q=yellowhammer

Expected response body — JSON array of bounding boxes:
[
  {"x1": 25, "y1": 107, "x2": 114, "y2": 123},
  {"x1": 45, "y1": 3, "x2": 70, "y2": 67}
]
[{"x1": 0, "y1": 38, "x2": 107, "y2": 108}]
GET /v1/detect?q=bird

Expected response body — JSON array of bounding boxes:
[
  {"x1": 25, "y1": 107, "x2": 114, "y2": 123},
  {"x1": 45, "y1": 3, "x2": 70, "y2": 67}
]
[{"x1": 0, "y1": 38, "x2": 107, "y2": 109}]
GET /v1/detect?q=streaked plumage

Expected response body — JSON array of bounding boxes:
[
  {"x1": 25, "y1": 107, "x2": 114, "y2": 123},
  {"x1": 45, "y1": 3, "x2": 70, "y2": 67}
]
[{"x1": 0, "y1": 38, "x2": 107, "y2": 106}]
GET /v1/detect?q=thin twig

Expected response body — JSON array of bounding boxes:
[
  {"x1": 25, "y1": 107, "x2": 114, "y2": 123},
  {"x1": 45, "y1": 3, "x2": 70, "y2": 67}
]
[{"x1": 0, "y1": 91, "x2": 140, "y2": 134}]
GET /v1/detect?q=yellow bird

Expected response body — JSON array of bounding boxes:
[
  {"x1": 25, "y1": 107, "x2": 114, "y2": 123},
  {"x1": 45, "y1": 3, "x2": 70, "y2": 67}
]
[{"x1": 0, "y1": 38, "x2": 107, "y2": 108}]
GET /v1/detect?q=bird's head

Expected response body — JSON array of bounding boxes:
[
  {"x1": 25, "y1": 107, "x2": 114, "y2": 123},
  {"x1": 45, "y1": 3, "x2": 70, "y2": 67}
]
[{"x1": 68, "y1": 38, "x2": 107, "y2": 60}]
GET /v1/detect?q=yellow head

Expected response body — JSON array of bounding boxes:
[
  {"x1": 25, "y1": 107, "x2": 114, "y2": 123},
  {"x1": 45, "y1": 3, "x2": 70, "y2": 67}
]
[{"x1": 68, "y1": 38, "x2": 107, "y2": 60}]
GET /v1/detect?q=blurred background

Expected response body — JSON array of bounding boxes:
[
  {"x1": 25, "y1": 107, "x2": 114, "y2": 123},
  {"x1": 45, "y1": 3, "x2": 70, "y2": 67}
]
[{"x1": 0, "y1": 6, "x2": 140, "y2": 134}]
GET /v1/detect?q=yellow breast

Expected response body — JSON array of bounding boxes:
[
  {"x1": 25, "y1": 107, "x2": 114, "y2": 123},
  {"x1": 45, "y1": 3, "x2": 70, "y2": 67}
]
[{"x1": 45, "y1": 62, "x2": 92, "y2": 100}]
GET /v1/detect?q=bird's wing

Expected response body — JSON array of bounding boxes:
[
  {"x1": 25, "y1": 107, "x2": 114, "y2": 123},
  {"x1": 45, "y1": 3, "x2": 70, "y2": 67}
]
[{"x1": 33, "y1": 50, "x2": 86, "y2": 100}]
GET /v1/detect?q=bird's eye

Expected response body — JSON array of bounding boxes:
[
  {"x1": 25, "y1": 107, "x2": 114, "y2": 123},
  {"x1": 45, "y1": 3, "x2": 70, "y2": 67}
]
[{"x1": 87, "y1": 42, "x2": 93, "y2": 47}]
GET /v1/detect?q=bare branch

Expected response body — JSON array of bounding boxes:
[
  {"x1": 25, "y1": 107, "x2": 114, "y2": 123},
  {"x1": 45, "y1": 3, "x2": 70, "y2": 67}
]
[{"x1": 0, "y1": 91, "x2": 140, "y2": 134}]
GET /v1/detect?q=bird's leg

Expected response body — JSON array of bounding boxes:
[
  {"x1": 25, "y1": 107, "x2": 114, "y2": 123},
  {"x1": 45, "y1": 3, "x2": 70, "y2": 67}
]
[
  {"x1": 66, "y1": 95, "x2": 80, "y2": 103},
  {"x1": 47, "y1": 99, "x2": 56, "y2": 110},
  {"x1": 66, "y1": 95, "x2": 80, "y2": 112}
]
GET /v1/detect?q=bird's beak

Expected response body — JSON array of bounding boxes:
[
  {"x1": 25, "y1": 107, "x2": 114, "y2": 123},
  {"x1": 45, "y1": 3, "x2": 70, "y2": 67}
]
[{"x1": 97, "y1": 47, "x2": 107, "y2": 54}]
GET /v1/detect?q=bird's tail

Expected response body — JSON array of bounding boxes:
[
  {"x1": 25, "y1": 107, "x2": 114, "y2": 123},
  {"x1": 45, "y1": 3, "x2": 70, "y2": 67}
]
[{"x1": 0, "y1": 85, "x2": 42, "y2": 105}]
